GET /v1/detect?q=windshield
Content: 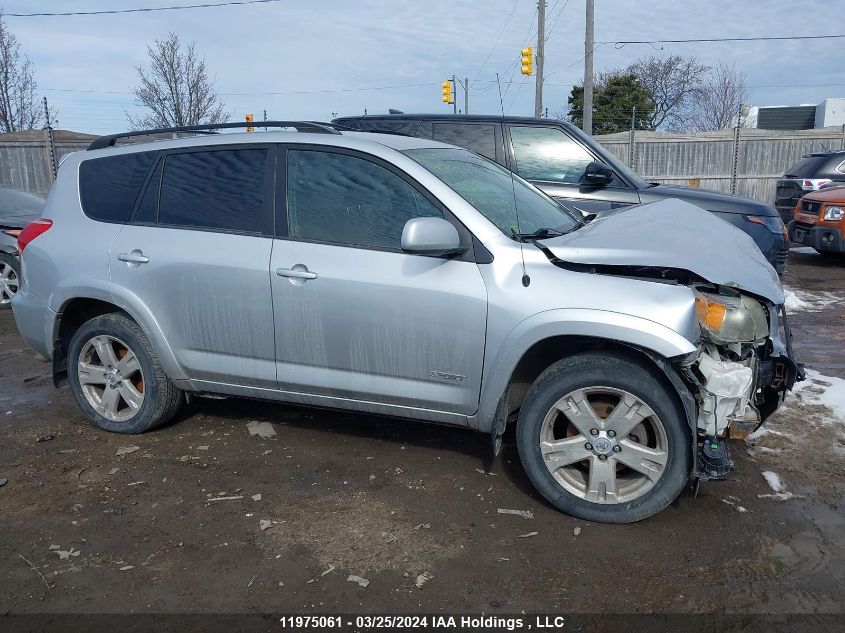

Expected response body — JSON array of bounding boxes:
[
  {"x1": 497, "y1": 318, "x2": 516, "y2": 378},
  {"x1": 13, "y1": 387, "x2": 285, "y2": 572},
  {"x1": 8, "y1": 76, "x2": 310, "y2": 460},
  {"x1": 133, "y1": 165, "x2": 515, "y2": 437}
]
[
  {"x1": 403, "y1": 148, "x2": 581, "y2": 237},
  {"x1": 0, "y1": 187, "x2": 45, "y2": 216}
]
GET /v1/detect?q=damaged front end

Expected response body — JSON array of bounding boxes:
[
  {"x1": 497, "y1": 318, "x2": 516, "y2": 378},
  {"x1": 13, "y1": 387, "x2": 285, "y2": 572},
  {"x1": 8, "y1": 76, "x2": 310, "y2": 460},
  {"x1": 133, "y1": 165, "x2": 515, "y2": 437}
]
[{"x1": 678, "y1": 287, "x2": 803, "y2": 480}]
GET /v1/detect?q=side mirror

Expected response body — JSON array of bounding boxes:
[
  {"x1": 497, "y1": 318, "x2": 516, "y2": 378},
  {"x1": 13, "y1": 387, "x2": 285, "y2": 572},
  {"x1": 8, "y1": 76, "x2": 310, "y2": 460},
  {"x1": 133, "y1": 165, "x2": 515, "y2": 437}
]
[
  {"x1": 401, "y1": 217, "x2": 462, "y2": 257},
  {"x1": 582, "y1": 161, "x2": 614, "y2": 187}
]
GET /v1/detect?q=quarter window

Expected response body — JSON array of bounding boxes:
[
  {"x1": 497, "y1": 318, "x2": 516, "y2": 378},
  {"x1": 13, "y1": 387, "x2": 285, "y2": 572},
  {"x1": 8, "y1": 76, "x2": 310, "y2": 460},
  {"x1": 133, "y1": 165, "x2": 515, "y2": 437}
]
[
  {"x1": 509, "y1": 126, "x2": 595, "y2": 184},
  {"x1": 79, "y1": 151, "x2": 156, "y2": 223},
  {"x1": 158, "y1": 149, "x2": 269, "y2": 234},
  {"x1": 286, "y1": 149, "x2": 442, "y2": 250},
  {"x1": 434, "y1": 123, "x2": 497, "y2": 161}
]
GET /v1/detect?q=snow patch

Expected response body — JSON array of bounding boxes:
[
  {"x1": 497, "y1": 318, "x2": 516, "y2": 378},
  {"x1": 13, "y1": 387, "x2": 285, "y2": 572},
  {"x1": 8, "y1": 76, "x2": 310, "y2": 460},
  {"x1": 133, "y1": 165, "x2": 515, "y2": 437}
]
[
  {"x1": 761, "y1": 471, "x2": 784, "y2": 493},
  {"x1": 789, "y1": 369, "x2": 845, "y2": 422},
  {"x1": 782, "y1": 287, "x2": 841, "y2": 314},
  {"x1": 789, "y1": 246, "x2": 818, "y2": 255}
]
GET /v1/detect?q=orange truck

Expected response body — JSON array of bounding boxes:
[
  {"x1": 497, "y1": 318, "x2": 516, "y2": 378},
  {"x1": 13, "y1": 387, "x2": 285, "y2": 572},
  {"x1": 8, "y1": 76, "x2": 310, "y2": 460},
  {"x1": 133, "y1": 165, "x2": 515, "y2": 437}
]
[{"x1": 789, "y1": 185, "x2": 845, "y2": 255}]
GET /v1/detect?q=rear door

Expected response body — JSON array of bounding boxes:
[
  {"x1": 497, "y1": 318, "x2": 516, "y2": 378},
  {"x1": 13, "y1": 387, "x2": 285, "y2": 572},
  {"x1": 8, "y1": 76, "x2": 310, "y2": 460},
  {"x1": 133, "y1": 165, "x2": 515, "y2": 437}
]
[
  {"x1": 110, "y1": 145, "x2": 277, "y2": 388},
  {"x1": 505, "y1": 124, "x2": 640, "y2": 214},
  {"x1": 269, "y1": 145, "x2": 488, "y2": 415}
]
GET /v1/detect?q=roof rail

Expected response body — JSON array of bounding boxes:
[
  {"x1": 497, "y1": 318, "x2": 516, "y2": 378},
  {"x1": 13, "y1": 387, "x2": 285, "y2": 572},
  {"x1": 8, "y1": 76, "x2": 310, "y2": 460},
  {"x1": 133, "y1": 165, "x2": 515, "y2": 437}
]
[{"x1": 87, "y1": 120, "x2": 341, "y2": 150}]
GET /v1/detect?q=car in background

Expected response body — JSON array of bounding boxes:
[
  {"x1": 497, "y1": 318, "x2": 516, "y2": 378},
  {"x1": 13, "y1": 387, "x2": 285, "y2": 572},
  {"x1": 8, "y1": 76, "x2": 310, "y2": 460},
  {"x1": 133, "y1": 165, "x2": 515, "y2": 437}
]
[
  {"x1": 789, "y1": 184, "x2": 845, "y2": 256},
  {"x1": 775, "y1": 150, "x2": 845, "y2": 223},
  {"x1": 0, "y1": 186, "x2": 45, "y2": 309},
  {"x1": 334, "y1": 114, "x2": 789, "y2": 274}
]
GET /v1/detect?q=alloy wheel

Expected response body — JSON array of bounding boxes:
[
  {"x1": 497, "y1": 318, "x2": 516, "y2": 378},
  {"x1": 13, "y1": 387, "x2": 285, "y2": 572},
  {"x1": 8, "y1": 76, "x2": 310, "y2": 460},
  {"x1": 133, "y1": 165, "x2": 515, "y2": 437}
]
[
  {"x1": 539, "y1": 386, "x2": 669, "y2": 504},
  {"x1": 77, "y1": 335, "x2": 145, "y2": 422},
  {"x1": 0, "y1": 261, "x2": 18, "y2": 306}
]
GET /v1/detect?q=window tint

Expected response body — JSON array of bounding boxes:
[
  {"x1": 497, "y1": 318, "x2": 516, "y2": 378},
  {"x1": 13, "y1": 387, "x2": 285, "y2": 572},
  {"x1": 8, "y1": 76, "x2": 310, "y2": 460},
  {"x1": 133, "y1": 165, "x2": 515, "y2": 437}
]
[
  {"x1": 434, "y1": 123, "x2": 497, "y2": 161},
  {"x1": 287, "y1": 149, "x2": 442, "y2": 249},
  {"x1": 158, "y1": 149, "x2": 269, "y2": 233},
  {"x1": 336, "y1": 119, "x2": 432, "y2": 139},
  {"x1": 79, "y1": 151, "x2": 156, "y2": 222},
  {"x1": 509, "y1": 126, "x2": 594, "y2": 183},
  {"x1": 133, "y1": 160, "x2": 161, "y2": 224}
]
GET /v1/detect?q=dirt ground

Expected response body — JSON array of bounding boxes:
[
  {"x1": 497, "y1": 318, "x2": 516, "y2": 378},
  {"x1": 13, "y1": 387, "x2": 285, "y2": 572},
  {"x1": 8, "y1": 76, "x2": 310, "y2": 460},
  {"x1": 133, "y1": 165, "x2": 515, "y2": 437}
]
[{"x1": 1, "y1": 248, "x2": 844, "y2": 627}]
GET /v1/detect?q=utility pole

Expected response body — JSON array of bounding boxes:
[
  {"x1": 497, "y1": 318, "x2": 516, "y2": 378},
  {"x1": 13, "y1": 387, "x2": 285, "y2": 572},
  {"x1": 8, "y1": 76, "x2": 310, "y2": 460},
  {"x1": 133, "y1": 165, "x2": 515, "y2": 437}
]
[
  {"x1": 263, "y1": 108, "x2": 267, "y2": 131},
  {"x1": 43, "y1": 96, "x2": 57, "y2": 181},
  {"x1": 534, "y1": 0, "x2": 545, "y2": 118},
  {"x1": 583, "y1": 0, "x2": 594, "y2": 135},
  {"x1": 464, "y1": 77, "x2": 469, "y2": 115},
  {"x1": 451, "y1": 75, "x2": 457, "y2": 114}
]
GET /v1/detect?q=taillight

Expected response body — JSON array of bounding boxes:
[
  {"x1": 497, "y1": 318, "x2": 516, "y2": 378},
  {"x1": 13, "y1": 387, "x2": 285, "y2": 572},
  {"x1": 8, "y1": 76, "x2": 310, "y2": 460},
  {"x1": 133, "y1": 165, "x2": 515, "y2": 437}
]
[{"x1": 17, "y1": 219, "x2": 53, "y2": 252}]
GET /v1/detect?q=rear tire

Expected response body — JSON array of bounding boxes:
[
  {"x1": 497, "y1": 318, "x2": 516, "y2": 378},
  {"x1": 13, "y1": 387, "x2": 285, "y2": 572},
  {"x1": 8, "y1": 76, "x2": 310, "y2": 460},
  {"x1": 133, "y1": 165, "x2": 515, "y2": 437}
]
[
  {"x1": 67, "y1": 313, "x2": 183, "y2": 433},
  {"x1": 0, "y1": 252, "x2": 21, "y2": 310},
  {"x1": 516, "y1": 352, "x2": 691, "y2": 523}
]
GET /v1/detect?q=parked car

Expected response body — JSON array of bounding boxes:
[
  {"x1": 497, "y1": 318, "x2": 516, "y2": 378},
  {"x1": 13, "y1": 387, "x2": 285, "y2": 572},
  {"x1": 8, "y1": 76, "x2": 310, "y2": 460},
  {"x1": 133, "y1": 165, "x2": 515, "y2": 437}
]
[
  {"x1": 789, "y1": 185, "x2": 845, "y2": 255},
  {"x1": 12, "y1": 122, "x2": 801, "y2": 523},
  {"x1": 775, "y1": 150, "x2": 845, "y2": 223},
  {"x1": 0, "y1": 186, "x2": 45, "y2": 309},
  {"x1": 333, "y1": 114, "x2": 789, "y2": 274}
]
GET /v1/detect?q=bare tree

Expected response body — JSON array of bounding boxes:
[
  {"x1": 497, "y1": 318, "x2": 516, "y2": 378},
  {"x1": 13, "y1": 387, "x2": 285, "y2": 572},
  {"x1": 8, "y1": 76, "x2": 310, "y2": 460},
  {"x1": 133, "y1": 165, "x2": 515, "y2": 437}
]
[
  {"x1": 128, "y1": 32, "x2": 228, "y2": 129},
  {"x1": 627, "y1": 55, "x2": 709, "y2": 131},
  {"x1": 0, "y1": 12, "x2": 45, "y2": 133},
  {"x1": 688, "y1": 62, "x2": 749, "y2": 132}
]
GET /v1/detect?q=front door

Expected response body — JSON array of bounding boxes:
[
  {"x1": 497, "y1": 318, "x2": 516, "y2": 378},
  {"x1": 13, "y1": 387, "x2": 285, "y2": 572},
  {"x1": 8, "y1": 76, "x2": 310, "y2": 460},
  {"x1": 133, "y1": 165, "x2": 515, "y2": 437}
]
[
  {"x1": 110, "y1": 145, "x2": 277, "y2": 387},
  {"x1": 270, "y1": 146, "x2": 488, "y2": 415},
  {"x1": 506, "y1": 124, "x2": 640, "y2": 215}
]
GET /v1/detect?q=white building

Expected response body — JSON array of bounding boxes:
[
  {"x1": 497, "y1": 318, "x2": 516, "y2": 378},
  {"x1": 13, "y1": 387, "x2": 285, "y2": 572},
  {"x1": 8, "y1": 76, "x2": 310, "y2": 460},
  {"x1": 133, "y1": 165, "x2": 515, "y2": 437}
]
[{"x1": 744, "y1": 98, "x2": 845, "y2": 130}]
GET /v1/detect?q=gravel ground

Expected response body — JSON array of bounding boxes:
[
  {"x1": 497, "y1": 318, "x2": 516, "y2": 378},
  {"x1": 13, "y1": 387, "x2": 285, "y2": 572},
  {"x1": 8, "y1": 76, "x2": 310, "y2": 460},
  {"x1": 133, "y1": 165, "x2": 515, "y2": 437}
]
[{"x1": 1, "y1": 249, "x2": 844, "y2": 624}]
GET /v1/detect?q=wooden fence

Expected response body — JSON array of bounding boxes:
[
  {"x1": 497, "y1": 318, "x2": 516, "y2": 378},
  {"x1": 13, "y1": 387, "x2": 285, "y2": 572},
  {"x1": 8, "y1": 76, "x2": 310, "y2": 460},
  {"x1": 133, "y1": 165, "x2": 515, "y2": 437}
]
[
  {"x1": 2, "y1": 126, "x2": 845, "y2": 203},
  {"x1": 596, "y1": 126, "x2": 845, "y2": 202}
]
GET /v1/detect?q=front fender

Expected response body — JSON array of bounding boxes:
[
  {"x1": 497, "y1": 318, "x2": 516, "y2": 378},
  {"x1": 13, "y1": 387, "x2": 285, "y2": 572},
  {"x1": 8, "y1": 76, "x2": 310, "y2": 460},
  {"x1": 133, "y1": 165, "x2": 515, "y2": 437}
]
[{"x1": 470, "y1": 308, "x2": 698, "y2": 433}]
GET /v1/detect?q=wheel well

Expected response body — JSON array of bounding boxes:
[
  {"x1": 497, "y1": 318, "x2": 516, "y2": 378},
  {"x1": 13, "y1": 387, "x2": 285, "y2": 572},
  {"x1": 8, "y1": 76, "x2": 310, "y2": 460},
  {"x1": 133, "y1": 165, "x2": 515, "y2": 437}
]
[
  {"x1": 53, "y1": 298, "x2": 127, "y2": 387},
  {"x1": 503, "y1": 336, "x2": 682, "y2": 422}
]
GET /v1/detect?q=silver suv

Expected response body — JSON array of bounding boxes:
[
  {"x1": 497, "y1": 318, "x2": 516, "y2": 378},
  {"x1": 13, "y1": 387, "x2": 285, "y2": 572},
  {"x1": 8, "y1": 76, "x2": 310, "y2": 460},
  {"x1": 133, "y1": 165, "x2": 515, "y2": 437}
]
[{"x1": 12, "y1": 121, "x2": 801, "y2": 523}]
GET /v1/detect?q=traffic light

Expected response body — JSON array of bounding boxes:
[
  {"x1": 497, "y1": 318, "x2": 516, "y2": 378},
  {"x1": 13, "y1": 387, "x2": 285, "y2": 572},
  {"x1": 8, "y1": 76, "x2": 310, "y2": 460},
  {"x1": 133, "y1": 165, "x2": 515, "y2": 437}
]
[
  {"x1": 521, "y1": 46, "x2": 533, "y2": 76},
  {"x1": 441, "y1": 80, "x2": 453, "y2": 104},
  {"x1": 245, "y1": 113, "x2": 254, "y2": 132}
]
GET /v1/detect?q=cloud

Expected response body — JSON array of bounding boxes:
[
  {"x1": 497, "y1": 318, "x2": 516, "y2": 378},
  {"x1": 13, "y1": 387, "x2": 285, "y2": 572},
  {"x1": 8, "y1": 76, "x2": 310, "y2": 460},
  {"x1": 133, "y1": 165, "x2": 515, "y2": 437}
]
[{"x1": 3, "y1": 0, "x2": 842, "y2": 133}]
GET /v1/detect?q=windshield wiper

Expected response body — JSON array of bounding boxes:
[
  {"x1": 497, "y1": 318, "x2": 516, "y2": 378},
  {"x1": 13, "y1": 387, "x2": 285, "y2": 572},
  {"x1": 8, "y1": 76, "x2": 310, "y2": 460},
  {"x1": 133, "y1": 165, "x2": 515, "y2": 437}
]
[{"x1": 511, "y1": 227, "x2": 566, "y2": 241}]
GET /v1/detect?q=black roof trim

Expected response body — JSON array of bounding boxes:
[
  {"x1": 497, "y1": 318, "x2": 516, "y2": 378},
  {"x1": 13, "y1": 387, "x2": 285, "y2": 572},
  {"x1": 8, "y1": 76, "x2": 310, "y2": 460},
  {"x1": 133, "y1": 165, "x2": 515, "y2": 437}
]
[
  {"x1": 88, "y1": 121, "x2": 341, "y2": 150},
  {"x1": 333, "y1": 113, "x2": 569, "y2": 126}
]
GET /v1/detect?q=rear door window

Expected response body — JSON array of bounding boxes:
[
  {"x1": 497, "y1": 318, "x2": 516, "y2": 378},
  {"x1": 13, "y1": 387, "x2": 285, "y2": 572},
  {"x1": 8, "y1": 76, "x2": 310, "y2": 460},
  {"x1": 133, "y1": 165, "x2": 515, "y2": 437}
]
[
  {"x1": 157, "y1": 148, "x2": 271, "y2": 234},
  {"x1": 79, "y1": 151, "x2": 156, "y2": 223},
  {"x1": 509, "y1": 126, "x2": 594, "y2": 184},
  {"x1": 433, "y1": 123, "x2": 498, "y2": 161}
]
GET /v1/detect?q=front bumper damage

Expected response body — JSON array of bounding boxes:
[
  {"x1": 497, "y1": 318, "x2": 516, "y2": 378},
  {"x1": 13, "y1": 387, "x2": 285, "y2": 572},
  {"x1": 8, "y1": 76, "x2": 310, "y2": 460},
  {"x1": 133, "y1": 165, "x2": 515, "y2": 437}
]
[{"x1": 680, "y1": 303, "x2": 802, "y2": 481}]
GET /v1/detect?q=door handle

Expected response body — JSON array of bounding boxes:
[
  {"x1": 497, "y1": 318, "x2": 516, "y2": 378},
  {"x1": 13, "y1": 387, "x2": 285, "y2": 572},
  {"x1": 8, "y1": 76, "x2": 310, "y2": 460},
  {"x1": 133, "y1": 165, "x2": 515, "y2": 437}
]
[
  {"x1": 117, "y1": 250, "x2": 150, "y2": 264},
  {"x1": 276, "y1": 267, "x2": 318, "y2": 280}
]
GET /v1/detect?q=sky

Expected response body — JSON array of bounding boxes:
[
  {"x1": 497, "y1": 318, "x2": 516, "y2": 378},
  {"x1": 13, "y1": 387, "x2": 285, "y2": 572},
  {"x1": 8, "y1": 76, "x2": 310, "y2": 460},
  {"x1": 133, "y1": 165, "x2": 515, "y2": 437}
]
[{"x1": 3, "y1": 0, "x2": 845, "y2": 135}]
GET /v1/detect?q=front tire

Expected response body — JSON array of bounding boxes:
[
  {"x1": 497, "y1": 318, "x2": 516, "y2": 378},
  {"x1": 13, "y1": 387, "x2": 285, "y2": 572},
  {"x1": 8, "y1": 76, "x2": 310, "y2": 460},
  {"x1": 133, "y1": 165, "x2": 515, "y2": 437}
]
[
  {"x1": 67, "y1": 313, "x2": 183, "y2": 433},
  {"x1": 516, "y1": 352, "x2": 691, "y2": 523},
  {"x1": 0, "y1": 252, "x2": 21, "y2": 310}
]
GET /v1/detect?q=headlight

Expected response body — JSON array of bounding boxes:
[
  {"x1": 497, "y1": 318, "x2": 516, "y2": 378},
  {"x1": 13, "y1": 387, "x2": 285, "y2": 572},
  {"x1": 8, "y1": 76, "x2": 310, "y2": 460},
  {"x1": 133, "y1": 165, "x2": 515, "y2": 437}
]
[
  {"x1": 823, "y1": 206, "x2": 843, "y2": 221},
  {"x1": 694, "y1": 290, "x2": 769, "y2": 344}
]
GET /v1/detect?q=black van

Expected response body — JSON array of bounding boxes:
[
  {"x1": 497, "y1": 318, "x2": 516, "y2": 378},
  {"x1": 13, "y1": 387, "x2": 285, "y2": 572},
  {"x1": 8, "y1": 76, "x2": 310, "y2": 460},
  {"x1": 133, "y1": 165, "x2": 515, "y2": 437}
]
[{"x1": 334, "y1": 114, "x2": 788, "y2": 274}]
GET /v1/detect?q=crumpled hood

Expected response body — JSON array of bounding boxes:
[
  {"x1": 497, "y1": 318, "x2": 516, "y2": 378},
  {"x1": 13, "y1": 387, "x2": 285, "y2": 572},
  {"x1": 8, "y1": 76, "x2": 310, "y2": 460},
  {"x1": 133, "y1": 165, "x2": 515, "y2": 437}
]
[{"x1": 541, "y1": 199, "x2": 784, "y2": 304}]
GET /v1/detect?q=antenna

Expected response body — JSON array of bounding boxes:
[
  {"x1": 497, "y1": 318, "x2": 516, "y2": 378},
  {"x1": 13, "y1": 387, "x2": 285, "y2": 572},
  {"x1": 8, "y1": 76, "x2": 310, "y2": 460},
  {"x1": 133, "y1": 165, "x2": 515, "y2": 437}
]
[{"x1": 496, "y1": 73, "x2": 530, "y2": 287}]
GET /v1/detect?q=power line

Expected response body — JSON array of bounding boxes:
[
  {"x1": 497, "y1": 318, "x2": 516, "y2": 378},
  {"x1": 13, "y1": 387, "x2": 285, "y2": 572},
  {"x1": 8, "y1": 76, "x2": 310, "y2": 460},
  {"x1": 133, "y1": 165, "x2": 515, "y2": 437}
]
[
  {"x1": 42, "y1": 82, "x2": 441, "y2": 97},
  {"x1": 5, "y1": 0, "x2": 283, "y2": 18},
  {"x1": 601, "y1": 34, "x2": 845, "y2": 45},
  {"x1": 474, "y1": 0, "x2": 522, "y2": 81}
]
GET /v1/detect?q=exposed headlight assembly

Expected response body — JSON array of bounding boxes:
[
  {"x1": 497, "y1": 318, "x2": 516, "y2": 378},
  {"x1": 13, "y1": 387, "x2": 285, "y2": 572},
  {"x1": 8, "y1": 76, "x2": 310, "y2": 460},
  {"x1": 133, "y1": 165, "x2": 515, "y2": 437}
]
[
  {"x1": 823, "y1": 206, "x2": 843, "y2": 221},
  {"x1": 694, "y1": 290, "x2": 768, "y2": 344}
]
